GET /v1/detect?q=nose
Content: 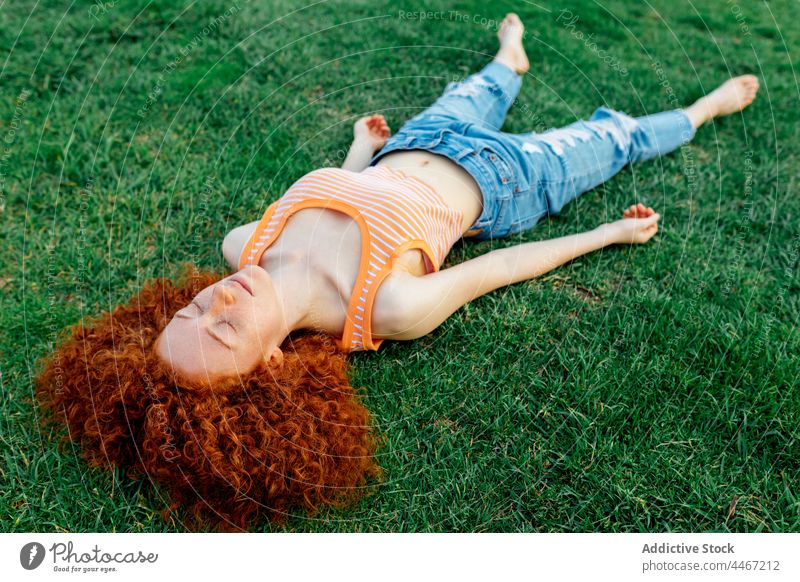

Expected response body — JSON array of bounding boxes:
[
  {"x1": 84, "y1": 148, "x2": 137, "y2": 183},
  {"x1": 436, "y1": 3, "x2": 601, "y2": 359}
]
[{"x1": 209, "y1": 283, "x2": 235, "y2": 313}]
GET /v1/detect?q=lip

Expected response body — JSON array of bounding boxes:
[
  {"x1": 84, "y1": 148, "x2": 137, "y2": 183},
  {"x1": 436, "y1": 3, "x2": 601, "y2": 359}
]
[{"x1": 228, "y1": 276, "x2": 253, "y2": 296}]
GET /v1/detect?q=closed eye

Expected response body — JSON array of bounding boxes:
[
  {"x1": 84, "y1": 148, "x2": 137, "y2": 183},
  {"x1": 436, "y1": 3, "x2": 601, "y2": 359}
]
[
  {"x1": 218, "y1": 318, "x2": 237, "y2": 333},
  {"x1": 183, "y1": 303, "x2": 237, "y2": 334},
  {"x1": 172, "y1": 302, "x2": 234, "y2": 348}
]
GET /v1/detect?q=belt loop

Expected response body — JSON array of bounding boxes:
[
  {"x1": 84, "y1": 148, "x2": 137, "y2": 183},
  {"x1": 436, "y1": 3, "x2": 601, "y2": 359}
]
[{"x1": 453, "y1": 147, "x2": 474, "y2": 161}]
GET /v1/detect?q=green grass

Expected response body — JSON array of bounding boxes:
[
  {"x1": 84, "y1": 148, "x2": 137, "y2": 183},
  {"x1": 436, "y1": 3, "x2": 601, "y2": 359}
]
[{"x1": 2, "y1": 0, "x2": 799, "y2": 532}]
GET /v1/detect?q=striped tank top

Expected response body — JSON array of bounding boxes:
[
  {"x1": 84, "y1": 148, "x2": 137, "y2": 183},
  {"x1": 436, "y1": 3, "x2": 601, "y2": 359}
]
[{"x1": 238, "y1": 166, "x2": 464, "y2": 352}]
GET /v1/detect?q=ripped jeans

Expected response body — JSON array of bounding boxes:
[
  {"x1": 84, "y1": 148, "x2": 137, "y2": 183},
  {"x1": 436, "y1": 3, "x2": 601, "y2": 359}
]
[{"x1": 370, "y1": 61, "x2": 696, "y2": 240}]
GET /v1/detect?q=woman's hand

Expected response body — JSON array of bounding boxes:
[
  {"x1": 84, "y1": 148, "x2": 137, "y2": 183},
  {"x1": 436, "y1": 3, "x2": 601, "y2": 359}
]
[
  {"x1": 341, "y1": 115, "x2": 391, "y2": 171},
  {"x1": 353, "y1": 114, "x2": 391, "y2": 151},
  {"x1": 605, "y1": 203, "x2": 661, "y2": 244}
]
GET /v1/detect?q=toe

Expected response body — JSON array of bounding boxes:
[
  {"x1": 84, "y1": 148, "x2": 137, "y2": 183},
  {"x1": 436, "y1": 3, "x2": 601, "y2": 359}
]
[
  {"x1": 506, "y1": 13, "x2": 523, "y2": 30},
  {"x1": 741, "y1": 75, "x2": 759, "y2": 89}
]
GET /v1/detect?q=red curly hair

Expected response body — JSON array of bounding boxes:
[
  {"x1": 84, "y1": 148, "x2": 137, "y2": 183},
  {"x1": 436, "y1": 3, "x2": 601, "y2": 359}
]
[{"x1": 35, "y1": 268, "x2": 384, "y2": 531}]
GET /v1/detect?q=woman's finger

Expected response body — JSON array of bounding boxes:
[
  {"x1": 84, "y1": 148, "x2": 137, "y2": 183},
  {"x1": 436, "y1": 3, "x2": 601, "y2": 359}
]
[{"x1": 642, "y1": 213, "x2": 661, "y2": 226}]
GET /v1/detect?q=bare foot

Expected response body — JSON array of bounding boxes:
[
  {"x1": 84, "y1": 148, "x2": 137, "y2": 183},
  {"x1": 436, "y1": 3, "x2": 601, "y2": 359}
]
[
  {"x1": 684, "y1": 75, "x2": 760, "y2": 128},
  {"x1": 494, "y1": 13, "x2": 529, "y2": 74}
]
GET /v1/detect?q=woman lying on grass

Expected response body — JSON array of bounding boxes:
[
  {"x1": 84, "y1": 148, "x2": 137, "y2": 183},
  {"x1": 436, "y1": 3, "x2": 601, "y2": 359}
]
[{"x1": 37, "y1": 13, "x2": 759, "y2": 530}]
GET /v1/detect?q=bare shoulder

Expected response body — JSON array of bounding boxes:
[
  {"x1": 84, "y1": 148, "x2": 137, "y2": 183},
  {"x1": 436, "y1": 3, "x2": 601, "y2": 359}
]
[{"x1": 221, "y1": 221, "x2": 260, "y2": 270}]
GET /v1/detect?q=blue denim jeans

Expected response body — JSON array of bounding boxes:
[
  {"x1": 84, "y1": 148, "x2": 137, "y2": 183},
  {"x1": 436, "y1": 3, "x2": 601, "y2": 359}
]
[{"x1": 370, "y1": 61, "x2": 696, "y2": 240}]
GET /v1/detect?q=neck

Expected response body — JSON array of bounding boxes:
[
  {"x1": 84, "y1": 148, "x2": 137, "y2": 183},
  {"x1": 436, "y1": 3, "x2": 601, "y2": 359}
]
[{"x1": 262, "y1": 249, "x2": 318, "y2": 339}]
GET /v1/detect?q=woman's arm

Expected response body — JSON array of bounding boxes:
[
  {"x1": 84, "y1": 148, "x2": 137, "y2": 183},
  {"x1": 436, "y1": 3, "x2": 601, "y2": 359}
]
[
  {"x1": 377, "y1": 206, "x2": 661, "y2": 340},
  {"x1": 341, "y1": 114, "x2": 390, "y2": 172}
]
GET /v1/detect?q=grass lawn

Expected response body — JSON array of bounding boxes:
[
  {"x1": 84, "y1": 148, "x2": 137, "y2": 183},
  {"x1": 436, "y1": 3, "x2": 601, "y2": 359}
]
[{"x1": 2, "y1": 0, "x2": 798, "y2": 532}]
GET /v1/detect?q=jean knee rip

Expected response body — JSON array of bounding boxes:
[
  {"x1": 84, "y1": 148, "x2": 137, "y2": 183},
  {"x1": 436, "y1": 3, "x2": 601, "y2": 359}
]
[
  {"x1": 587, "y1": 107, "x2": 642, "y2": 151},
  {"x1": 445, "y1": 74, "x2": 499, "y2": 98},
  {"x1": 534, "y1": 125, "x2": 596, "y2": 157}
]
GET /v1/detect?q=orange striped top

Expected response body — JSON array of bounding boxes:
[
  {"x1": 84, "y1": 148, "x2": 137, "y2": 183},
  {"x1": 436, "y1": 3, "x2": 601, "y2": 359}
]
[{"x1": 238, "y1": 166, "x2": 464, "y2": 352}]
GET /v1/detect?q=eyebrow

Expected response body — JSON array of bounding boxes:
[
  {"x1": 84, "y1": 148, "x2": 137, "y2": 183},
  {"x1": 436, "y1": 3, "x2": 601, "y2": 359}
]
[{"x1": 175, "y1": 307, "x2": 233, "y2": 349}]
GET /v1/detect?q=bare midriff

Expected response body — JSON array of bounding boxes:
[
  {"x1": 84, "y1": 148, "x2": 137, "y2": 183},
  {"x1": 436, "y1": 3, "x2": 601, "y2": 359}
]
[{"x1": 375, "y1": 150, "x2": 484, "y2": 234}]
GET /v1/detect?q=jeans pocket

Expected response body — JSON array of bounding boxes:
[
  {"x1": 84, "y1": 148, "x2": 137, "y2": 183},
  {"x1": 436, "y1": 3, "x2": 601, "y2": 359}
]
[
  {"x1": 477, "y1": 146, "x2": 515, "y2": 238},
  {"x1": 481, "y1": 145, "x2": 547, "y2": 235},
  {"x1": 508, "y1": 186, "x2": 547, "y2": 234}
]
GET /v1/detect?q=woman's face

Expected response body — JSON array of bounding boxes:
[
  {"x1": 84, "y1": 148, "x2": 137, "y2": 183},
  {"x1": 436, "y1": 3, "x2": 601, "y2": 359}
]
[{"x1": 155, "y1": 265, "x2": 283, "y2": 380}]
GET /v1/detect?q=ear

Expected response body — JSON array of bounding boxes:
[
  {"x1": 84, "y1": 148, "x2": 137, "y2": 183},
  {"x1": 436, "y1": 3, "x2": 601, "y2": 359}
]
[{"x1": 264, "y1": 346, "x2": 284, "y2": 369}]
